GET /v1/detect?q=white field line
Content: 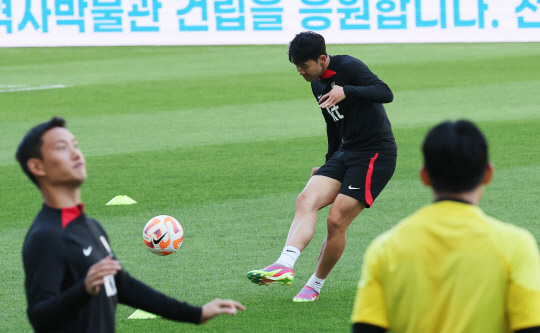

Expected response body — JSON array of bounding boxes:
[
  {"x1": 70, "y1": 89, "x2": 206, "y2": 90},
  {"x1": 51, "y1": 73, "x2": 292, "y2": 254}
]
[{"x1": 0, "y1": 84, "x2": 68, "y2": 93}]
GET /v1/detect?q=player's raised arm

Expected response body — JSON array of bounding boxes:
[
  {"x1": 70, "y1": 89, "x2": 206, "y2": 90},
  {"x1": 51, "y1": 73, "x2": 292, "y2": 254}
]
[
  {"x1": 341, "y1": 60, "x2": 393, "y2": 104},
  {"x1": 318, "y1": 84, "x2": 346, "y2": 109}
]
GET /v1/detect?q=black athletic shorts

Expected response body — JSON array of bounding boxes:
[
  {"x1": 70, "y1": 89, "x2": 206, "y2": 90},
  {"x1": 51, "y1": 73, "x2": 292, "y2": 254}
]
[{"x1": 314, "y1": 150, "x2": 396, "y2": 208}]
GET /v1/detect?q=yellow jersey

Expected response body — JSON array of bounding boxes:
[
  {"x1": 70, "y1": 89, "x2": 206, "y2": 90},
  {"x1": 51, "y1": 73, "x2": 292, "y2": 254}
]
[{"x1": 351, "y1": 200, "x2": 540, "y2": 333}]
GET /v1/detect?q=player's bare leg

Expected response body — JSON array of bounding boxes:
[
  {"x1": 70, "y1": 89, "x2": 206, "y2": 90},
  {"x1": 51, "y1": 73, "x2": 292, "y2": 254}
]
[
  {"x1": 293, "y1": 194, "x2": 365, "y2": 302},
  {"x1": 285, "y1": 175, "x2": 342, "y2": 251},
  {"x1": 247, "y1": 175, "x2": 341, "y2": 286},
  {"x1": 316, "y1": 194, "x2": 365, "y2": 278}
]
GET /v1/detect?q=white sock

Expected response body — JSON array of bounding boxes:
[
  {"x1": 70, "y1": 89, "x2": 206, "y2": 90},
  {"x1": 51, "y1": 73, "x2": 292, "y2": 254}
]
[
  {"x1": 275, "y1": 246, "x2": 301, "y2": 268},
  {"x1": 306, "y1": 274, "x2": 325, "y2": 294}
]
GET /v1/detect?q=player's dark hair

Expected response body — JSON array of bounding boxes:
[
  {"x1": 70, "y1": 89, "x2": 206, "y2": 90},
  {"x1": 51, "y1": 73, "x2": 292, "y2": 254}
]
[
  {"x1": 422, "y1": 120, "x2": 489, "y2": 193},
  {"x1": 16, "y1": 116, "x2": 67, "y2": 187},
  {"x1": 288, "y1": 31, "x2": 327, "y2": 65}
]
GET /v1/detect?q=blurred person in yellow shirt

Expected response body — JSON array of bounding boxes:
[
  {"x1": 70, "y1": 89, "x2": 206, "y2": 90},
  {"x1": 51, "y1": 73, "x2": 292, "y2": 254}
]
[{"x1": 351, "y1": 120, "x2": 540, "y2": 333}]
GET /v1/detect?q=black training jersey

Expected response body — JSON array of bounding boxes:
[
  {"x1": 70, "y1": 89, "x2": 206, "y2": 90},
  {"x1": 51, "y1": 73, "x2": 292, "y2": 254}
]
[
  {"x1": 310, "y1": 55, "x2": 397, "y2": 161},
  {"x1": 23, "y1": 204, "x2": 202, "y2": 333}
]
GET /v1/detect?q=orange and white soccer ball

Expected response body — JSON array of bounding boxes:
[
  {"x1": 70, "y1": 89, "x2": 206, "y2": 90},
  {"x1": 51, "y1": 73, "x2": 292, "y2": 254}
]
[{"x1": 142, "y1": 215, "x2": 184, "y2": 256}]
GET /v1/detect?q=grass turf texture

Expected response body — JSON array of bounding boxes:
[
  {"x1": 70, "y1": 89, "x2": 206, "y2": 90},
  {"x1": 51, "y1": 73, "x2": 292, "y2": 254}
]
[{"x1": 0, "y1": 43, "x2": 539, "y2": 332}]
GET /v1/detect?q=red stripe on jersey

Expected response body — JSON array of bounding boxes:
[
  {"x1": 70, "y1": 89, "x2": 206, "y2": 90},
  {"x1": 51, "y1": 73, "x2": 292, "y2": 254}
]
[
  {"x1": 61, "y1": 204, "x2": 85, "y2": 228},
  {"x1": 365, "y1": 153, "x2": 379, "y2": 207},
  {"x1": 320, "y1": 69, "x2": 336, "y2": 80}
]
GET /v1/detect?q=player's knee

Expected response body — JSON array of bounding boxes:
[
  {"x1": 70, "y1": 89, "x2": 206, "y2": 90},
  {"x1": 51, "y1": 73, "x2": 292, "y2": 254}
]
[
  {"x1": 296, "y1": 192, "x2": 316, "y2": 211},
  {"x1": 327, "y1": 213, "x2": 347, "y2": 235}
]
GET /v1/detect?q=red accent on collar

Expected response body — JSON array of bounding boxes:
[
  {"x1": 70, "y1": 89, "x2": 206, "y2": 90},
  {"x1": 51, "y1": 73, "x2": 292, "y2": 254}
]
[
  {"x1": 61, "y1": 204, "x2": 85, "y2": 228},
  {"x1": 319, "y1": 69, "x2": 336, "y2": 80}
]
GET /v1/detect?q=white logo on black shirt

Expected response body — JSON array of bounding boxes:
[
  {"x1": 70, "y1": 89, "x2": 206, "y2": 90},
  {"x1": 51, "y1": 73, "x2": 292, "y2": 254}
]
[
  {"x1": 83, "y1": 246, "x2": 92, "y2": 256},
  {"x1": 326, "y1": 105, "x2": 344, "y2": 121}
]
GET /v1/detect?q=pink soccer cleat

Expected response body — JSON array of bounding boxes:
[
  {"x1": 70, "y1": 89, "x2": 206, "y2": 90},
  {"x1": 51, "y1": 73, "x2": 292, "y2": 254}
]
[
  {"x1": 292, "y1": 286, "x2": 319, "y2": 302},
  {"x1": 247, "y1": 264, "x2": 294, "y2": 286}
]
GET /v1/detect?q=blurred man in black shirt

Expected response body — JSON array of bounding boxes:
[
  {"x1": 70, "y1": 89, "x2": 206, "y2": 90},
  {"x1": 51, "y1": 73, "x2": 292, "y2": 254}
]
[{"x1": 18, "y1": 117, "x2": 244, "y2": 332}]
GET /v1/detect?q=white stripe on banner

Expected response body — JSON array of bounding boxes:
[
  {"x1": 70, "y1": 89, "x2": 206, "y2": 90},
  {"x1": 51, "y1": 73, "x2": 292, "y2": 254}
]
[{"x1": 0, "y1": 1, "x2": 539, "y2": 47}]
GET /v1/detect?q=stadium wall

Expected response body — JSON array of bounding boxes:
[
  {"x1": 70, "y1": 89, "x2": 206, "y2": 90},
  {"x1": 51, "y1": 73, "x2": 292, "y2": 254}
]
[{"x1": 1, "y1": 0, "x2": 539, "y2": 47}]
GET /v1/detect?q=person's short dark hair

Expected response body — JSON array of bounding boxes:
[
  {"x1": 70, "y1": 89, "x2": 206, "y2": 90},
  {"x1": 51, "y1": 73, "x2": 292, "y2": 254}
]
[
  {"x1": 288, "y1": 31, "x2": 327, "y2": 65},
  {"x1": 422, "y1": 120, "x2": 489, "y2": 193},
  {"x1": 16, "y1": 116, "x2": 67, "y2": 187}
]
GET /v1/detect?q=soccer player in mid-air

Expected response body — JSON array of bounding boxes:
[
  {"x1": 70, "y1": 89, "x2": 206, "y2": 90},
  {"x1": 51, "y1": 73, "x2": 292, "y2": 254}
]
[
  {"x1": 17, "y1": 117, "x2": 244, "y2": 333},
  {"x1": 247, "y1": 31, "x2": 397, "y2": 302},
  {"x1": 351, "y1": 120, "x2": 540, "y2": 333}
]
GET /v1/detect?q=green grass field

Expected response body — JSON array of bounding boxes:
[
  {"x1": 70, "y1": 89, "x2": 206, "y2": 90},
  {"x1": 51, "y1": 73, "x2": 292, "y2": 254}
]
[{"x1": 0, "y1": 43, "x2": 539, "y2": 332}]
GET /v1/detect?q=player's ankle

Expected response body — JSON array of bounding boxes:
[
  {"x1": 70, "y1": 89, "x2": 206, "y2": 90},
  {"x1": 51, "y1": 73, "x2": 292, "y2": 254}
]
[
  {"x1": 305, "y1": 274, "x2": 325, "y2": 294},
  {"x1": 275, "y1": 246, "x2": 301, "y2": 268}
]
